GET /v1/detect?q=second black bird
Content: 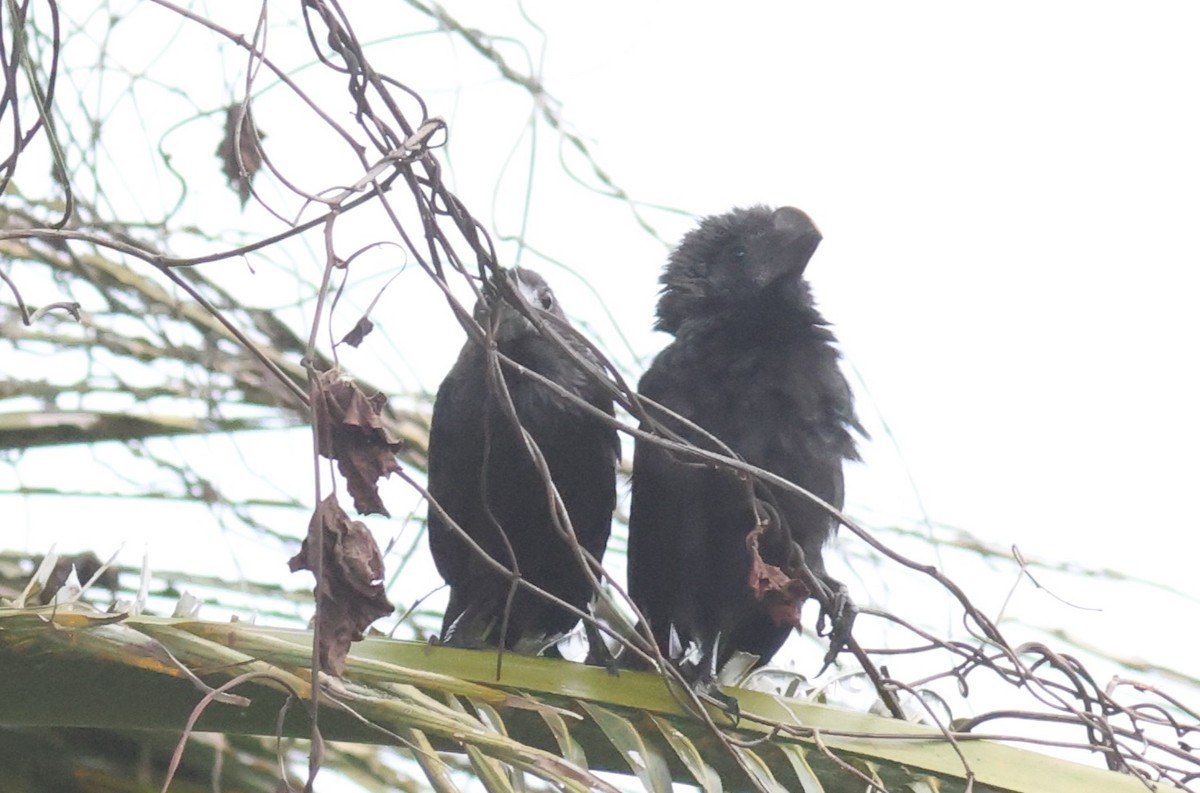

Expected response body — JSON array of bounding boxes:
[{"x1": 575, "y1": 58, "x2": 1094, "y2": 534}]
[
  {"x1": 427, "y1": 267, "x2": 618, "y2": 655},
  {"x1": 628, "y1": 205, "x2": 864, "y2": 703}
]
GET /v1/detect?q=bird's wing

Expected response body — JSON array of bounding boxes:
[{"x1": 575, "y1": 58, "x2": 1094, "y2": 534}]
[
  {"x1": 425, "y1": 361, "x2": 486, "y2": 588},
  {"x1": 627, "y1": 359, "x2": 717, "y2": 653}
]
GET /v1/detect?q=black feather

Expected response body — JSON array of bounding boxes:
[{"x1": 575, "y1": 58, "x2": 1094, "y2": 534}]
[
  {"x1": 628, "y1": 206, "x2": 863, "y2": 694},
  {"x1": 427, "y1": 268, "x2": 618, "y2": 654}
]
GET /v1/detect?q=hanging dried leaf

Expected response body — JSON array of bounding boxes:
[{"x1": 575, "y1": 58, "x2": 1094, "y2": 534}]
[
  {"x1": 288, "y1": 495, "x2": 394, "y2": 674},
  {"x1": 745, "y1": 513, "x2": 811, "y2": 630},
  {"x1": 216, "y1": 103, "x2": 265, "y2": 207},
  {"x1": 338, "y1": 316, "x2": 374, "y2": 348},
  {"x1": 313, "y1": 369, "x2": 403, "y2": 516}
]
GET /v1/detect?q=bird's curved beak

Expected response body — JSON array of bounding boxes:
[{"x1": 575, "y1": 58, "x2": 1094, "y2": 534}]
[{"x1": 749, "y1": 207, "x2": 823, "y2": 286}]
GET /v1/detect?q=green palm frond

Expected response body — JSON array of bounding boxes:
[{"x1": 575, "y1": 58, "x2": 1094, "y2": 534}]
[{"x1": 0, "y1": 606, "x2": 1144, "y2": 792}]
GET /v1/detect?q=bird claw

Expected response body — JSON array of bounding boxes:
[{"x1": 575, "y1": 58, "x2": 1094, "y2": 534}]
[
  {"x1": 816, "y1": 582, "x2": 857, "y2": 675},
  {"x1": 692, "y1": 673, "x2": 741, "y2": 724},
  {"x1": 679, "y1": 634, "x2": 741, "y2": 723},
  {"x1": 583, "y1": 621, "x2": 621, "y2": 676}
]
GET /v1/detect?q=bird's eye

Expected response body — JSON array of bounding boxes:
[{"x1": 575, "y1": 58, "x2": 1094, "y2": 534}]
[
  {"x1": 732, "y1": 243, "x2": 747, "y2": 260},
  {"x1": 538, "y1": 290, "x2": 554, "y2": 310}
]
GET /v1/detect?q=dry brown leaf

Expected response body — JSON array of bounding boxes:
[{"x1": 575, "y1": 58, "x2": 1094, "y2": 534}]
[
  {"x1": 338, "y1": 316, "x2": 374, "y2": 348},
  {"x1": 288, "y1": 495, "x2": 395, "y2": 674},
  {"x1": 314, "y1": 370, "x2": 403, "y2": 516},
  {"x1": 216, "y1": 103, "x2": 265, "y2": 207},
  {"x1": 745, "y1": 515, "x2": 811, "y2": 630}
]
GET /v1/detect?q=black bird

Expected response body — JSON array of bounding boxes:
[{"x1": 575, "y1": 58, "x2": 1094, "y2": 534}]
[
  {"x1": 427, "y1": 267, "x2": 618, "y2": 655},
  {"x1": 628, "y1": 206, "x2": 863, "y2": 704}
]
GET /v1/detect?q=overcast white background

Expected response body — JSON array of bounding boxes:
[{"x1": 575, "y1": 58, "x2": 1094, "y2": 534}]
[{"x1": 509, "y1": 0, "x2": 1200, "y2": 575}]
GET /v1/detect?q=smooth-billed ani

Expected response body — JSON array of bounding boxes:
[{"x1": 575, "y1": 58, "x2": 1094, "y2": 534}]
[
  {"x1": 427, "y1": 267, "x2": 618, "y2": 655},
  {"x1": 628, "y1": 205, "x2": 863, "y2": 703}
]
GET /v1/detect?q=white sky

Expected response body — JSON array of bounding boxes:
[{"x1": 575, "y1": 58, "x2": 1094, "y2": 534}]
[
  {"x1": 7, "y1": 0, "x2": 1199, "y2": 735},
  {"x1": 510, "y1": 0, "x2": 1200, "y2": 576}
]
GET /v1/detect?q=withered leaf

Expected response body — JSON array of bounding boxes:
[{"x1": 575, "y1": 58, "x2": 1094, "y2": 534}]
[
  {"x1": 288, "y1": 495, "x2": 395, "y2": 675},
  {"x1": 745, "y1": 517, "x2": 812, "y2": 630},
  {"x1": 216, "y1": 103, "x2": 265, "y2": 208},
  {"x1": 338, "y1": 316, "x2": 374, "y2": 348},
  {"x1": 314, "y1": 369, "x2": 403, "y2": 516}
]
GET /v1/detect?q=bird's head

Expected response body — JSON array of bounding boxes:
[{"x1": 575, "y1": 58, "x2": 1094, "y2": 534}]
[
  {"x1": 475, "y1": 266, "x2": 565, "y2": 344},
  {"x1": 655, "y1": 206, "x2": 822, "y2": 334}
]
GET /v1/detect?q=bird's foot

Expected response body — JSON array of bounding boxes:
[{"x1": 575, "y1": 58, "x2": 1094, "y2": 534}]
[
  {"x1": 583, "y1": 621, "x2": 621, "y2": 676},
  {"x1": 679, "y1": 631, "x2": 741, "y2": 723},
  {"x1": 439, "y1": 607, "x2": 498, "y2": 650},
  {"x1": 687, "y1": 669, "x2": 740, "y2": 724},
  {"x1": 816, "y1": 580, "x2": 857, "y2": 675}
]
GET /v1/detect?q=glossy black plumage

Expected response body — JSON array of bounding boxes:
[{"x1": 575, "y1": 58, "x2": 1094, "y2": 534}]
[
  {"x1": 628, "y1": 206, "x2": 863, "y2": 691},
  {"x1": 426, "y1": 267, "x2": 618, "y2": 653}
]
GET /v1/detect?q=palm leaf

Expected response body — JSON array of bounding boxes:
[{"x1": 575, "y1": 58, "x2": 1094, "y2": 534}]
[{"x1": 0, "y1": 605, "x2": 1147, "y2": 792}]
